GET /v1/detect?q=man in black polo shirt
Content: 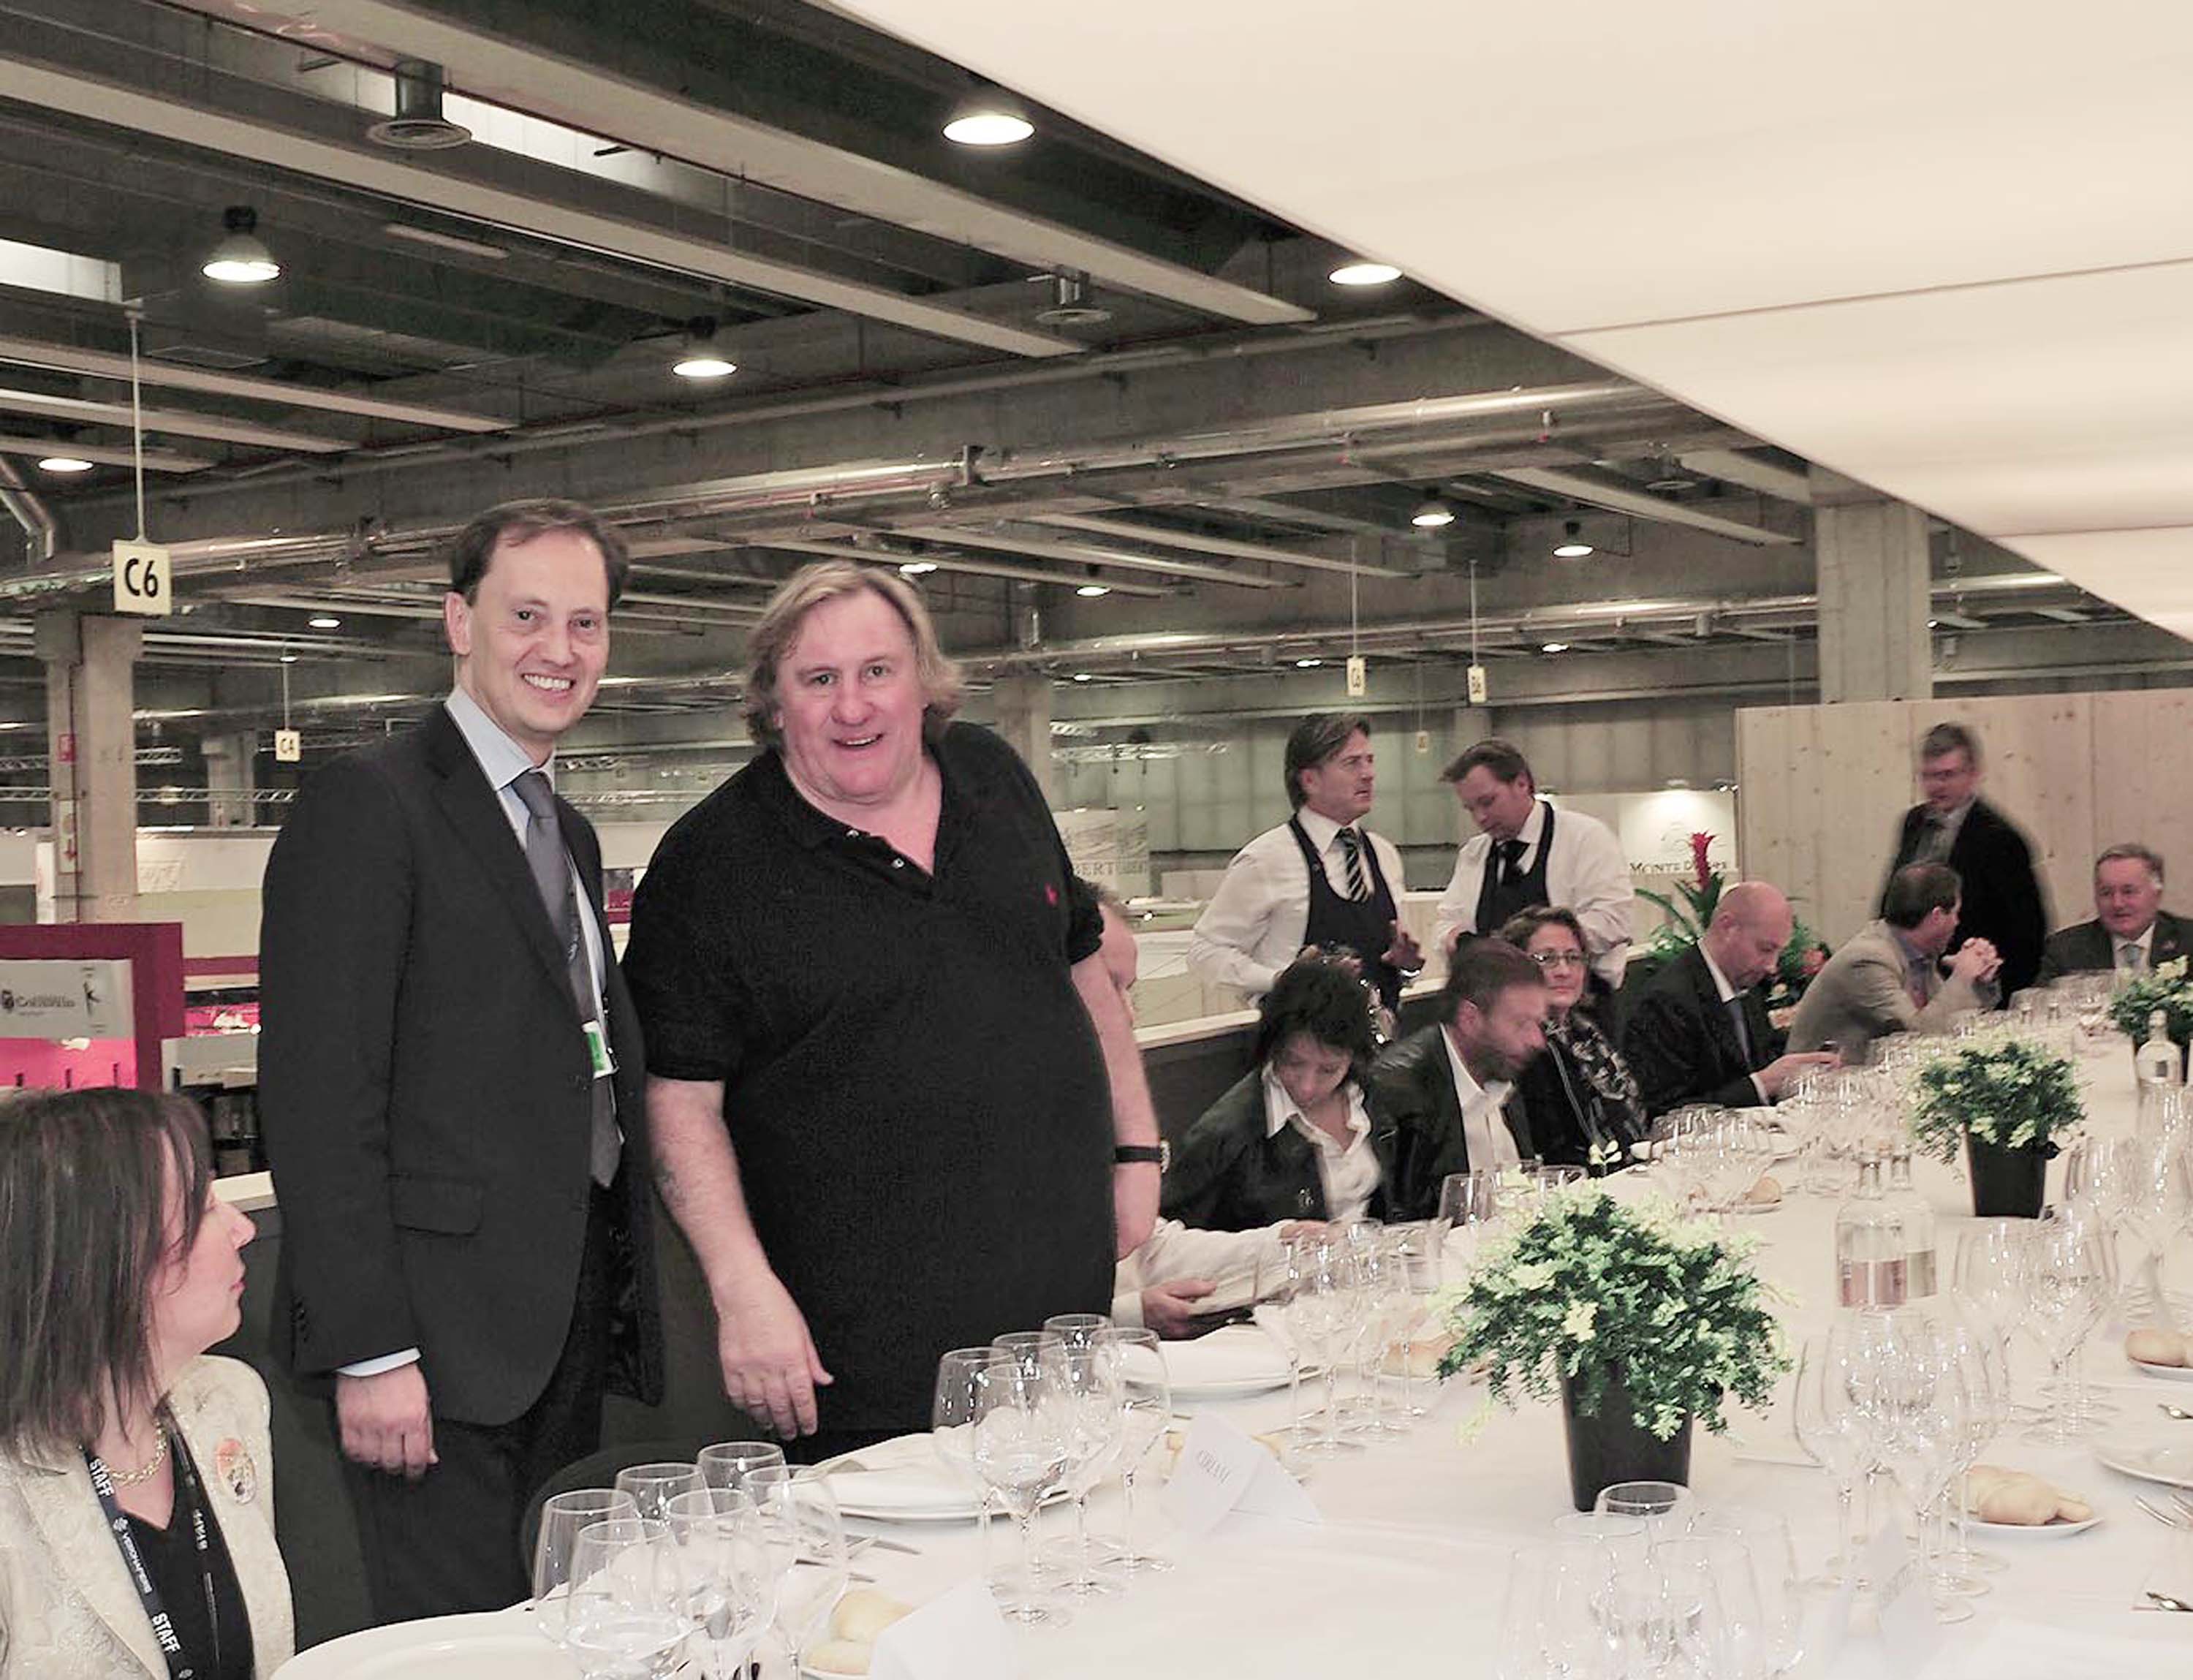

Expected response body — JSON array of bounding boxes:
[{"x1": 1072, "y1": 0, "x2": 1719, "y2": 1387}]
[{"x1": 623, "y1": 563, "x2": 1161, "y2": 1453}]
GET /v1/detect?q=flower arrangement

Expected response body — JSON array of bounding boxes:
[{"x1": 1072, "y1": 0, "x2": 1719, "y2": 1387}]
[
  {"x1": 1639, "y1": 831, "x2": 1827, "y2": 999},
  {"x1": 1909, "y1": 1033, "x2": 2083, "y2": 1162},
  {"x1": 1436, "y1": 1188, "x2": 1789, "y2": 1442},
  {"x1": 2109, "y1": 956, "x2": 2193, "y2": 1046}
]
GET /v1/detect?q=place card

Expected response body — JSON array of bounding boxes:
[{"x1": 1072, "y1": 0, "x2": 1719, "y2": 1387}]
[
  {"x1": 1157, "y1": 1411, "x2": 1321, "y2": 1537},
  {"x1": 869, "y1": 1579, "x2": 1018, "y2": 1680},
  {"x1": 1871, "y1": 1522, "x2": 1944, "y2": 1678}
]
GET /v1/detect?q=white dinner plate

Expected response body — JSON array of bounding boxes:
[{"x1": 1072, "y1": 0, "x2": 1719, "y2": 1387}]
[
  {"x1": 815, "y1": 1432, "x2": 1069, "y2": 1522},
  {"x1": 1968, "y1": 1513, "x2": 2103, "y2": 1537},
  {"x1": 1123, "y1": 1323, "x2": 1306, "y2": 1399},
  {"x1": 2126, "y1": 1355, "x2": 2193, "y2": 1383},
  {"x1": 2094, "y1": 1429, "x2": 2193, "y2": 1491},
  {"x1": 275, "y1": 1611, "x2": 575, "y2": 1679}
]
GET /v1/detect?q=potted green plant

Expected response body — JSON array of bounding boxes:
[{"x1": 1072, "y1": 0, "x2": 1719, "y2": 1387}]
[
  {"x1": 2110, "y1": 958, "x2": 2193, "y2": 1079},
  {"x1": 1437, "y1": 1189, "x2": 1789, "y2": 1510},
  {"x1": 1910, "y1": 1034, "x2": 2082, "y2": 1218}
]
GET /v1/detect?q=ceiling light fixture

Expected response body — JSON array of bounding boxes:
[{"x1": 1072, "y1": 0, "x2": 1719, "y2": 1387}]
[
  {"x1": 1552, "y1": 519, "x2": 1594, "y2": 559},
  {"x1": 382, "y1": 222, "x2": 509, "y2": 261},
  {"x1": 898, "y1": 560, "x2": 939, "y2": 577},
  {"x1": 1410, "y1": 493, "x2": 1455, "y2": 529},
  {"x1": 1072, "y1": 672, "x2": 1092, "y2": 682},
  {"x1": 308, "y1": 614, "x2": 342, "y2": 629},
  {"x1": 944, "y1": 88, "x2": 1034, "y2": 146},
  {"x1": 35, "y1": 455, "x2": 93, "y2": 474},
  {"x1": 279, "y1": 652, "x2": 300, "y2": 664},
  {"x1": 201, "y1": 206, "x2": 280, "y2": 285},
  {"x1": 671, "y1": 317, "x2": 737, "y2": 379},
  {"x1": 1330, "y1": 260, "x2": 1402, "y2": 287},
  {"x1": 1540, "y1": 641, "x2": 1569, "y2": 654},
  {"x1": 1075, "y1": 583, "x2": 1110, "y2": 597},
  {"x1": 1295, "y1": 657, "x2": 1322, "y2": 668}
]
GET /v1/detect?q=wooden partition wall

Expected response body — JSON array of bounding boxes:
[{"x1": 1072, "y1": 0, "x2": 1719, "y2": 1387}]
[{"x1": 1735, "y1": 690, "x2": 2193, "y2": 949}]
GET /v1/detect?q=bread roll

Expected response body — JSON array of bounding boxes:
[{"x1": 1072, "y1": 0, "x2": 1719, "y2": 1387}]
[
  {"x1": 1961, "y1": 1464, "x2": 2088, "y2": 1525},
  {"x1": 1742, "y1": 1175, "x2": 1784, "y2": 1206},
  {"x1": 805, "y1": 1638, "x2": 873, "y2": 1675},
  {"x1": 830, "y1": 1589, "x2": 912, "y2": 1643},
  {"x1": 2127, "y1": 1328, "x2": 2189, "y2": 1367}
]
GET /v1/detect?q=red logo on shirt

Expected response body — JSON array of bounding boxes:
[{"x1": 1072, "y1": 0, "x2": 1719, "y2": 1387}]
[{"x1": 1045, "y1": 883, "x2": 1058, "y2": 906}]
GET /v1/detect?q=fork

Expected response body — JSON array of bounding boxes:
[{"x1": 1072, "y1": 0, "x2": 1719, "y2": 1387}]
[{"x1": 2135, "y1": 1495, "x2": 2188, "y2": 1529}]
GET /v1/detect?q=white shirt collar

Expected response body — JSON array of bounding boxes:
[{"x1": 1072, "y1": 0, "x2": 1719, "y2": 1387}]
[
  {"x1": 1514, "y1": 798, "x2": 1548, "y2": 851},
  {"x1": 2118, "y1": 922, "x2": 2157, "y2": 962},
  {"x1": 1260, "y1": 1063, "x2": 1371, "y2": 1145},
  {"x1": 1438, "y1": 1023, "x2": 1512, "y2": 1113},
  {"x1": 1697, "y1": 942, "x2": 1741, "y2": 1004},
  {"x1": 444, "y1": 684, "x2": 550, "y2": 795},
  {"x1": 1294, "y1": 806, "x2": 1354, "y2": 855}
]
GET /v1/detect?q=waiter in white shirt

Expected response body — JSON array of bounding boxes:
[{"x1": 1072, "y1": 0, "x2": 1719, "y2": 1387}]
[
  {"x1": 1188, "y1": 713, "x2": 1423, "y2": 1010},
  {"x1": 1433, "y1": 738, "x2": 1634, "y2": 991}
]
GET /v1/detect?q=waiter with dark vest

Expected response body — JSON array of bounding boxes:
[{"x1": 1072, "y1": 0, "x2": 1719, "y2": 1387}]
[
  {"x1": 1433, "y1": 738, "x2": 1634, "y2": 994},
  {"x1": 1188, "y1": 713, "x2": 1422, "y2": 1015}
]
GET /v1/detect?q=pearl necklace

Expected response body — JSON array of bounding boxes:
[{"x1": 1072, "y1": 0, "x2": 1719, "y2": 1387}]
[{"x1": 104, "y1": 1423, "x2": 170, "y2": 1488}]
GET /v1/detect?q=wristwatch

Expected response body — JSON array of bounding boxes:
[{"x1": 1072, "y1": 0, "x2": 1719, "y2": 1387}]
[{"x1": 1113, "y1": 1142, "x2": 1170, "y2": 1171}]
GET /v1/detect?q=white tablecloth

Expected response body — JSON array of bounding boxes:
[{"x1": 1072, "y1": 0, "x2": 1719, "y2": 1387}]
[{"x1": 841, "y1": 1045, "x2": 2193, "y2": 1676}]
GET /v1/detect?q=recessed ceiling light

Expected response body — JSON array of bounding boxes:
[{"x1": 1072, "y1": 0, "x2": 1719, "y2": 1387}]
[
  {"x1": 1541, "y1": 642, "x2": 1569, "y2": 654},
  {"x1": 308, "y1": 614, "x2": 342, "y2": 629},
  {"x1": 1552, "y1": 519, "x2": 1594, "y2": 559},
  {"x1": 279, "y1": 652, "x2": 300, "y2": 664},
  {"x1": 1927, "y1": 618, "x2": 1939, "y2": 629},
  {"x1": 36, "y1": 455, "x2": 93, "y2": 474},
  {"x1": 944, "y1": 89, "x2": 1034, "y2": 146},
  {"x1": 1075, "y1": 583, "x2": 1110, "y2": 598},
  {"x1": 202, "y1": 205, "x2": 280, "y2": 284},
  {"x1": 1072, "y1": 672, "x2": 1092, "y2": 682},
  {"x1": 898, "y1": 561, "x2": 938, "y2": 577},
  {"x1": 1295, "y1": 657, "x2": 1322, "y2": 668},
  {"x1": 1410, "y1": 494, "x2": 1455, "y2": 529},
  {"x1": 1330, "y1": 260, "x2": 1402, "y2": 287}
]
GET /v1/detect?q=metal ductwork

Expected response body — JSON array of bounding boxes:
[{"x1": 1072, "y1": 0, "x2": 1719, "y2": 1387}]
[
  {"x1": 0, "y1": 456, "x2": 58, "y2": 562},
  {"x1": 366, "y1": 61, "x2": 475, "y2": 152}
]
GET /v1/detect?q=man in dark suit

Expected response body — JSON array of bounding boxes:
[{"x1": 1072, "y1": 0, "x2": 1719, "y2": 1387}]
[
  {"x1": 258, "y1": 499, "x2": 661, "y2": 1622},
  {"x1": 1881, "y1": 722, "x2": 2048, "y2": 999},
  {"x1": 2037, "y1": 843, "x2": 2189, "y2": 983},
  {"x1": 1621, "y1": 882, "x2": 1837, "y2": 1116},
  {"x1": 1371, "y1": 937, "x2": 1547, "y2": 1202}
]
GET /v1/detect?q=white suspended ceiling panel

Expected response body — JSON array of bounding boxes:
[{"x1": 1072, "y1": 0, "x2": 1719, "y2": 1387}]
[{"x1": 836, "y1": 0, "x2": 2193, "y2": 636}]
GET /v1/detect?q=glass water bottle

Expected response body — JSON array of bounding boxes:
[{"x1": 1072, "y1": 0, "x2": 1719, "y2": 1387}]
[{"x1": 1834, "y1": 1157, "x2": 1908, "y2": 1309}]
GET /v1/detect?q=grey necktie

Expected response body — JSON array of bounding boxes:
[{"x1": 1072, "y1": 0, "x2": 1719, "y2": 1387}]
[
  {"x1": 2119, "y1": 941, "x2": 2145, "y2": 975},
  {"x1": 1337, "y1": 826, "x2": 1369, "y2": 901},
  {"x1": 513, "y1": 771, "x2": 621, "y2": 1187},
  {"x1": 1725, "y1": 996, "x2": 1755, "y2": 1068}
]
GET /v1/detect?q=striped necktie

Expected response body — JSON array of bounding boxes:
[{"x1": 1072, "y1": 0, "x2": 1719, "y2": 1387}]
[{"x1": 1337, "y1": 826, "x2": 1369, "y2": 901}]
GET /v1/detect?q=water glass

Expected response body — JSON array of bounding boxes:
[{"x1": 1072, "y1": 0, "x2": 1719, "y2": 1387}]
[
  {"x1": 696, "y1": 1440, "x2": 784, "y2": 1494},
  {"x1": 661, "y1": 1488, "x2": 775, "y2": 1680},
  {"x1": 532, "y1": 1488, "x2": 641, "y2": 1644},
  {"x1": 1592, "y1": 1479, "x2": 1696, "y2": 1532},
  {"x1": 614, "y1": 1461, "x2": 701, "y2": 1521},
  {"x1": 563, "y1": 1517, "x2": 692, "y2": 1679}
]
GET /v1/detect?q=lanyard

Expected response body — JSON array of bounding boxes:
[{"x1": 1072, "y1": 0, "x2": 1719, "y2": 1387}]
[{"x1": 84, "y1": 1415, "x2": 224, "y2": 1680}]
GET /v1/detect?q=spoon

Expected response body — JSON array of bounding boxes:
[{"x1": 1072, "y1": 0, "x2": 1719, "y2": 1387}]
[
  {"x1": 2143, "y1": 1590, "x2": 2193, "y2": 1613},
  {"x1": 2159, "y1": 1402, "x2": 2193, "y2": 1421}
]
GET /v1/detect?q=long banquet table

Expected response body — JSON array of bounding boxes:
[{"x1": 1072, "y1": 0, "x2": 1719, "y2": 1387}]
[{"x1": 820, "y1": 1048, "x2": 2193, "y2": 1679}]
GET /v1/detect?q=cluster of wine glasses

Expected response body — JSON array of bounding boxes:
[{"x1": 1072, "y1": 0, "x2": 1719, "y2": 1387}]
[
  {"x1": 530, "y1": 1441, "x2": 846, "y2": 1679},
  {"x1": 1792, "y1": 1303, "x2": 2014, "y2": 1622},
  {"x1": 931, "y1": 1317, "x2": 1170, "y2": 1630},
  {"x1": 1276, "y1": 1217, "x2": 1451, "y2": 1453},
  {"x1": 1499, "y1": 1486, "x2": 1803, "y2": 1679},
  {"x1": 1649, "y1": 1106, "x2": 1780, "y2": 1214}
]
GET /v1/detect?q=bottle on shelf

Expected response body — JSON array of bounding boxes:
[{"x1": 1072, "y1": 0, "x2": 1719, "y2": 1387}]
[{"x1": 1834, "y1": 1156, "x2": 1908, "y2": 1309}]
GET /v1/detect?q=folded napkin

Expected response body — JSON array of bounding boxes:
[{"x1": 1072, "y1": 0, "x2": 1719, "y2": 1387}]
[
  {"x1": 819, "y1": 1431, "x2": 975, "y2": 1513},
  {"x1": 1961, "y1": 1463, "x2": 2093, "y2": 1526},
  {"x1": 1126, "y1": 1321, "x2": 1292, "y2": 1388}
]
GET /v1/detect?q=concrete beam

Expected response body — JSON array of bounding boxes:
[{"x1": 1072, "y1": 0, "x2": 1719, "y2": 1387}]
[{"x1": 1490, "y1": 467, "x2": 1801, "y2": 546}]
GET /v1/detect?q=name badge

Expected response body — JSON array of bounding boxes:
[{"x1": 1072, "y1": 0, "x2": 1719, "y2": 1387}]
[{"x1": 582, "y1": 1019, "x2": 616, "y2": 1079}]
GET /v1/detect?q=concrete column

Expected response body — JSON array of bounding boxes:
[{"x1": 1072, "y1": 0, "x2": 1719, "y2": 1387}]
[
  {"x1": 202, "y1": 731, "x2": 258, "y2": 828},
  {"x1": 35, "y1": 610, "x2": 143, "y2": 922},
  {"x1": 1814, "y1": 470, "x2": 1932, "y2": 703},
  {"x1": 991, "y1": 673, "x2": 1055, "y2": 805}
]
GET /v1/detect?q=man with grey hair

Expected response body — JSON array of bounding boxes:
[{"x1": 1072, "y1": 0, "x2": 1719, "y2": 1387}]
[
  {"x1": 2036, "y1": 843, "x2": 2188, "y2": 983},
  {"x1": 1880, "y1": 721, "x2": 2047, "y2": 998},
  {"x1": 1188, "y1": 712, "x2": 1421, "y2": 1010}
]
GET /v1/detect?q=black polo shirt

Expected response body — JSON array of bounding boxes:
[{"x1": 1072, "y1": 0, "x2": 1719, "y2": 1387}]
[{"x1": 623, "y1": 721, "x2": 1115, "y2": 1431}]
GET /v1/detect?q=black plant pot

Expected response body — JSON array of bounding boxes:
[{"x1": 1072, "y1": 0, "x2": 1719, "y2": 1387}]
[
  {"x1": 1964, "y1": 1133, "x2": 2049, "y2": 1219},
  {"x1": 1558, "y1": 1365, "x2": 1694, "y2": 1513}
]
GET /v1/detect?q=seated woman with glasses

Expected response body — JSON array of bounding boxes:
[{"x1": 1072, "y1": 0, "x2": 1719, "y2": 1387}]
[
  {"x1": 1499, "y1": 907, "x2": 1647, "y2": 1172},
  {"x1": 0, "y1": 1089, "x2": 293, "y2": 1678},
  {"x1": 1162, "y1": 952, "x2": 1408, "y2": 1230}
]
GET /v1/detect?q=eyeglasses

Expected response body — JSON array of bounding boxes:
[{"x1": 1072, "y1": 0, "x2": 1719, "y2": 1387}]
[{"x1": 1530, "y1": 950, "x2": 1588, "y2": 970}]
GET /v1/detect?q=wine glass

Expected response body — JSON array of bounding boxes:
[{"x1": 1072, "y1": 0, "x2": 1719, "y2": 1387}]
[
  {"x1": 1387, "y1": 1220, "x2": 1444, "y2": 1418},
  {"x1": 1037, "y1": 1339, "x2": 1126, "y2": 1599},
  {"x1": 1656, "y1": 1533, "x2": 1765, "y2": 1679},
  {"x1": 1096, "y1": 1327, "x2": 1173, "y2": 1574},
  {"x1": 743, "y1": 1465, "x2": 849, "y2": 1673},
  {"x1": 2120, "y1": 1132, "x2": 2193, "y2": 1325},
  {"x1": 933, "y1": 1347, "x2": 1001, "y2": 1589},
  {"x1": 1692, "y1": 1505, "x2": 1804, "y2": 1673},
  {"x1": 1953, "y1": 1220, "x2": 2032, "y2": 1361},
  {"x1": 614, "y1": 1461, "x2": 701, "y2": 1521},
  {"x1": 1791, "y1": 1330, "x2": 1874, "y2": 1586},
  {"x1": 991, "y1": 1328, "x2": 1064, "y2": 1377},
  {"x1": 971, "y1": 1352, "x2": 1072, "y2": 1627},
  {"x1": 2025, "y1": 1208, "x2": 2113, "y2": 1440},
  {"x1": 562, "y1": 1517, "x2": 693, "y2": 1678},
  {"x1": 532, "y1": 1489, "x2": 641, "y2": 1649},
  {"x1": 696, "y1": 1440, "x2": 784, "y2": 1494},
  {"x1": 1282, "y1": 1237, "x2": 1363, "y2": 1456},
  {"x1": 1864, "y1": 1313, "x2": 1974, "y2": 1623},
  {"x1": 1495, "y1": 1539, "x2": 1618, "y2": 1680},
  {"x1": 662, "y1": 1488, "x2": 776, "y2": 1680},
  {"x1": 1040, "y1": 1312, "x2": 1112, "y2": 1350}
]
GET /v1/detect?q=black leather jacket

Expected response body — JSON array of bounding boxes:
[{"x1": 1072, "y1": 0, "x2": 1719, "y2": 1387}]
[{"x1": 1162, "y1": 1070, "x2": 1400, "y2": 1231}]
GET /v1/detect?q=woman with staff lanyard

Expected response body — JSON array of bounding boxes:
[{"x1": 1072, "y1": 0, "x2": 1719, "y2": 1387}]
[{"x1": 0, "y1": 1089, "x2": 292, "y2": 1678}]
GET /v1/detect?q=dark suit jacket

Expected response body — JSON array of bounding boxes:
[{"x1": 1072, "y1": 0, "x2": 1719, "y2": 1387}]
[
  {"x1": 257, "y1": 705, "x2": 662, "y2": 1427},
  {"x1": 2035, "y1": 909, "x2": 2192, "y2": 985},
  {"x1": 1883, "y1": 797, "x2": 2049, "y2": 998},
  {"x1": 1368, "y1": 1026, "x2": 1534, "y2": 1204},
  {"x1": 1618, "y1": 945, "x2": 1779, "y2": 1117}
]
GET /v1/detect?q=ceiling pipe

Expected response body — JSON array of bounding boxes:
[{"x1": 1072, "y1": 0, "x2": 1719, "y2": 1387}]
[{"x1": 0, "y1": 456, "x2": 59, "y2": 562}]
